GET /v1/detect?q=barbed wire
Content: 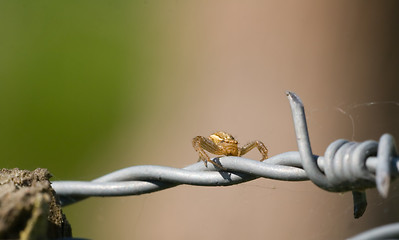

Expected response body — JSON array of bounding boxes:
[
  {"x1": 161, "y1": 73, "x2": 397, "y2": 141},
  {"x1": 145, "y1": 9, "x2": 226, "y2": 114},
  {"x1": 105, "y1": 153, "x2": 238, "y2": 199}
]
[
  {"x1": 52, "y1": 92, "x2": 399, "y2": 221},
  {"x1": 348, "y1": 222, "x2": 399, "y2": 240}
]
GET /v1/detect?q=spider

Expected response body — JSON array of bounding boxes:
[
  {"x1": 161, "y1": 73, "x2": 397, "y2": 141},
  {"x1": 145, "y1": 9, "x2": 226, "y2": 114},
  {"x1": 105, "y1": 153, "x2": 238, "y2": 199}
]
[{"x1": 192, "y1": 131, "x2": 268, "y2": 168}]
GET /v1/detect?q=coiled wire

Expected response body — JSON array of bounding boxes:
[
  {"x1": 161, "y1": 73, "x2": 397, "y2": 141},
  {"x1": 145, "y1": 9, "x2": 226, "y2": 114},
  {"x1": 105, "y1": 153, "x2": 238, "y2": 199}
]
[{"x1": 52, "y1": 92, "x2": 399, "y2": 220}]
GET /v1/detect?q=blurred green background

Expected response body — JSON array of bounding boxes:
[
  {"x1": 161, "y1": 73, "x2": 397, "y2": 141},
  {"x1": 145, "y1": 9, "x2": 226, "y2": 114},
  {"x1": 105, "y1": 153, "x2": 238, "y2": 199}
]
[
  {"x1": 0, "y1": 2, "x2": 154, "y2": 177},
  {"x1": 0, "y1": 2, "x2": 161, "y2": 237}
]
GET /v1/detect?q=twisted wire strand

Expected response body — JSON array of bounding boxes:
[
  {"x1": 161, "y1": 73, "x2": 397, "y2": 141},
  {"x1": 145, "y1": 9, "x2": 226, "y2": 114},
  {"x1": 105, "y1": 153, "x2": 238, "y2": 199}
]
[
  {"x1": 52, "y1": 150, "x2": 399, "y2": 206},
  {"x1": 53, "y1": 152, "x2": 308, "y2": 206},
  {"x1": 52, "y1": 92, "x2": 399, "y2": 219},
  {"x1": 348, "y1": 222, "x2": 399, "y2": 240}
]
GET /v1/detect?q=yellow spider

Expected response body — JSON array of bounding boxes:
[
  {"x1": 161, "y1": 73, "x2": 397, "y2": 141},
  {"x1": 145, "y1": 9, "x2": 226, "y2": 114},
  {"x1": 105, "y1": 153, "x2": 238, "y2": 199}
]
[{"x1": 192, "y1": 131, "x2": 268, "y2": 168}]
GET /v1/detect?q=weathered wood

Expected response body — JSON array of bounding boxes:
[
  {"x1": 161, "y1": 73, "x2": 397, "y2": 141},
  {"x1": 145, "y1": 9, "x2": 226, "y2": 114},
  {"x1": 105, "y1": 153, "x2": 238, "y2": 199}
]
[{"x1": 0, "y1": 168, "x2": 72, "y2": 240}]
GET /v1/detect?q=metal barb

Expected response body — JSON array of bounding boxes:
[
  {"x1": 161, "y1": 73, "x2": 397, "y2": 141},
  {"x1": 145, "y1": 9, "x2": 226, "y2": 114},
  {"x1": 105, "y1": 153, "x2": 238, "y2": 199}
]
[
  {"x1": 52, "y1": 91, "x2": 399, "y2": 220},
  {"x1": 286, "y1": 91, "x2": 397, "y2": 218},
  {"x1": 286, "y1": 91, "x2": 330, "y2": 189},
  {"x1": 376, "y1": 134, "x2": 398, "y2": 198}
]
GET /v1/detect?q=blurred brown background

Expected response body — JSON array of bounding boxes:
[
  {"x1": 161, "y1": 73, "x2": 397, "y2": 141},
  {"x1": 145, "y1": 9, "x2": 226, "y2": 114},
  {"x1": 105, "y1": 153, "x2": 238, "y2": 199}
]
[{"x1": 1, "y1": 1, "x2": 398, "y2": 239}]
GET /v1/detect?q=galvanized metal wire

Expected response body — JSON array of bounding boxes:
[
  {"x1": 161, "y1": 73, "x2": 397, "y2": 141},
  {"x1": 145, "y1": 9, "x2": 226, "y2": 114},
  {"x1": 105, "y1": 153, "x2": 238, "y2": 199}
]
[
  {"x1": 52, "y1": 92, "x2": 399, "y2": 221},
  {"x1": 348, "y1": 222, "x2": 399, "y2": 240}
]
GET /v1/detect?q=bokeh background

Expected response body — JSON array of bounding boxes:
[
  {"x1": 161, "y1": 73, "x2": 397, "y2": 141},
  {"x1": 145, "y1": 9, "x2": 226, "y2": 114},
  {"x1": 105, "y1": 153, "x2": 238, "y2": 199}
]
[{"x1": 1, "y1": 1, "x2": 398, "y2": 239}]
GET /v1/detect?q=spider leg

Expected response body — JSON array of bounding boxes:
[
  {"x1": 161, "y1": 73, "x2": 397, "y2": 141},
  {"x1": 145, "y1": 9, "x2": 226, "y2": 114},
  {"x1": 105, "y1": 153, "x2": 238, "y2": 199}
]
[
  {"x1": 192, "y1": 136, "x2": 225, "y2": 169},
  {"x1": 238, "y1": 140, "x2": 268, "y2": 161}
]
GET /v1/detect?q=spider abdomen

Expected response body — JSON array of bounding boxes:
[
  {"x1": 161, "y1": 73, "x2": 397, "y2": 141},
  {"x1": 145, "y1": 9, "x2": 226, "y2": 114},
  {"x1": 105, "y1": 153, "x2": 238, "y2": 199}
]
[{"x1": 218, "y1": 143, "x2": 239, "y2": 156}]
